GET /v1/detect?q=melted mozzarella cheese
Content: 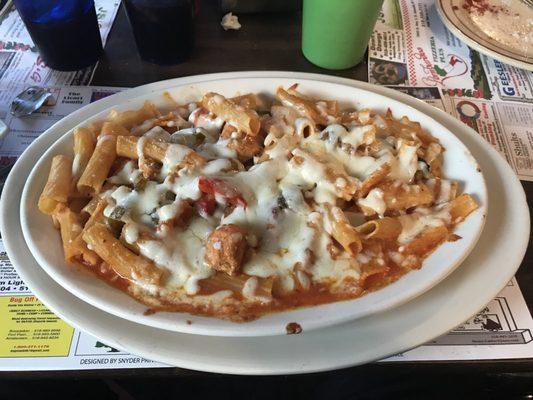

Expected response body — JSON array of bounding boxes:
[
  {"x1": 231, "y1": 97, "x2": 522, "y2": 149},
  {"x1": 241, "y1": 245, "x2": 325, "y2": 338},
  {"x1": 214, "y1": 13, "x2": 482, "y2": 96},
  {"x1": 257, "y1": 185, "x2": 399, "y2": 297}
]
[
  {"x1": 243, "y1": 209, "x2": 316, "y2": 278},
  {"x1": 287, "y1": 148, "x2": 346, "y2": 204},
  {"x1": 202, "y1": 158, "x2": 233, "y2": 175},
  {"x1": 321, "y1": 124, "x2": 347, "y2": 145},
  {"x1": 389, "y1": 139, "x2": 419, "y2": 182},
  {"x1": 397, "y1": 209, "x2": 451, "y2": 244},
  {"x1": 108, "y1": 161, "x2": 142, "y2": 185},
  {"x1": 222, "y1": 159, "x2": 287, "y2": 237},
  {"x1": 106, "y1": 103, "x2": 457, "y2": 300},
  {"x1": 161, "y1": 144, "x2": 192, "y2": 176},
  {"x1": 358, "y1": 188, "x2": 386, "y2": 216},
  {"x1": 279, "y1": 182, "x2": 310, "y2": 215},
  {"x1": 342, "y1": 124, "x2": 375, "y2": 148},
  {"x1": 309, "y1": 225, "x2": 359, "y2": 283},
  {"x1": 242, "y1": 277, "x2": 259, "y2": 298},
  {"x1": 157, "y1": 200, "x2": 184, "y2": 222},
  {"x1": 302, "y1": 134, "x2": 381, "y2": 180},
  {"x1": 199, "y1": 140, "x2": 238, "y2": 159},
  {"x1": 123, "y1": 223, "x2": 139, "y2": 244},
  {"x1": 137, "y1": 218, "x2": 214, "y2": 295},
  {"x1": 110, "y1": 182, "x2": 165, "y2": 218},
  {"x1": 164, "y1": 175, "x2": 201, "y2": 201},
  {"x1": 189, "y1": 108, "x2": 225, "y2": 134}
]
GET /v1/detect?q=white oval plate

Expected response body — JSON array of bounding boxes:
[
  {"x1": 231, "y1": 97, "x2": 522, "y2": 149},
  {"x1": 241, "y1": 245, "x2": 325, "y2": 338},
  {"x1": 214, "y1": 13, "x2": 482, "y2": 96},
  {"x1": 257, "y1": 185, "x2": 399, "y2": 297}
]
[
  {"x1": 19, "y1": 74, "x2": 486, "y2": 337},
  {"x1": 436, "y1": 0, "x2": 533, "y2": 71},
  {"x1": 1, "y1": 72, "x2": 527, "y2": 374}
]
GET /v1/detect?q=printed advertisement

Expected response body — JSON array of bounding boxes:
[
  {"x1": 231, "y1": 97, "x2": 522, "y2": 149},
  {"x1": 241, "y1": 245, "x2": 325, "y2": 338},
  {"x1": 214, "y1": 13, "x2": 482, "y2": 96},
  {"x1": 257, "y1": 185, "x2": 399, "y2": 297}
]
[
  {"x1": 481, "y1": 55, "x2": 533, "y2": 104},
  {"x1": 0, "y1": 241, "x2": 167, "y2": 369},
  {"x1": 385, "y1": 278, "x2": 533, "y2": 362},
  {"x1": 442, "y1": 89, "x2": 533, "y2": 181},
  {"x1": 370, "y1": 0, "x2": 491, "y2": 98}
]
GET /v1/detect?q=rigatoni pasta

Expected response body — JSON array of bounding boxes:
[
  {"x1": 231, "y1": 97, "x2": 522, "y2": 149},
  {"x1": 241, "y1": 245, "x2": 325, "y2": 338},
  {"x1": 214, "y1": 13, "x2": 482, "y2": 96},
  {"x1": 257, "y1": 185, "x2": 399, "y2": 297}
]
[
  {"x1": 72, "y1": 127, "x2": 96, "y2": 181},
  {"x1": 201, "y1": 92, "x2": 260, "y2": 136},
  {"x1": 37, "y1": 86, "x2": 479, "y2": 322},
  {"x1": 76, "y1": 134, "x2": 117, "y2": 196},
  {"x1": 38, "y1": 155, "x2": 72, "y2": 214},
  {"x1": 82, "y1": 223, "x2": 167, "y2": 285}
]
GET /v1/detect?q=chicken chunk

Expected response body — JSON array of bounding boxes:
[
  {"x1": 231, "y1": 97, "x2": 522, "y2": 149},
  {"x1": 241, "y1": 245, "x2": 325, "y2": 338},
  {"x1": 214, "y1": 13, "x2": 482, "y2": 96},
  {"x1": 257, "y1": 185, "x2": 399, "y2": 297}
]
[
  {"x1": 139, "y1": 155, "x2": 161, "y2": 180},
  {"x1": 220, "y1": 124, "x2": 262, "y2": 161},
  {"x1": 205, "y1": 224, "x2": 247, "y2": 276}
]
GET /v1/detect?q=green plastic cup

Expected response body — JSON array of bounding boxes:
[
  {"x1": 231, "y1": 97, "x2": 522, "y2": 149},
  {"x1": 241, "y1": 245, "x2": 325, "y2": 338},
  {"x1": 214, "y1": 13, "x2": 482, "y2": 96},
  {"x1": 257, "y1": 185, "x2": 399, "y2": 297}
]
[{"x1": 302, "y1": 0, "x2": 384, "y2": 70}]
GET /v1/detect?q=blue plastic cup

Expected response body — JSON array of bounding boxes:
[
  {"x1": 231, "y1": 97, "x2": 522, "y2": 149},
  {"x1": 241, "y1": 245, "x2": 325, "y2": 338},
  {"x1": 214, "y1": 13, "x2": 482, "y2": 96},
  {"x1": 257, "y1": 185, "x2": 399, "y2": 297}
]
[{"x1": 12, "y1": 0, "x2": 103, "y2": 71}]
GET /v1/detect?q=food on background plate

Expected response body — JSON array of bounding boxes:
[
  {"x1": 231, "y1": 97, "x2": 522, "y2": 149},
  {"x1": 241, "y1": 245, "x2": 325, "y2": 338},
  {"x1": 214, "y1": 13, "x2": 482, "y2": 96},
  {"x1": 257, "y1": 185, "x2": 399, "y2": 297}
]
[
  {"x1": 462, "y1": 0, "x2": 533, "y2": 58},
  {"x1": 38, "y1": 85, "x2": 478, "y2": 321}
]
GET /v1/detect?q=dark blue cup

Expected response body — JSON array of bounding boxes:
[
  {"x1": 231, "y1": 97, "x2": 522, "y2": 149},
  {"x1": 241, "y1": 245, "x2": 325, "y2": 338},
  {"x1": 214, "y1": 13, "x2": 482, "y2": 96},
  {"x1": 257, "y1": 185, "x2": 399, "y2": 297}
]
[
  {"x1": 12, "y1": 0, "x2": 103, "y2": 71},
  {"x1": 123, "y1": 0, "x2": 195, "y2": 65}
]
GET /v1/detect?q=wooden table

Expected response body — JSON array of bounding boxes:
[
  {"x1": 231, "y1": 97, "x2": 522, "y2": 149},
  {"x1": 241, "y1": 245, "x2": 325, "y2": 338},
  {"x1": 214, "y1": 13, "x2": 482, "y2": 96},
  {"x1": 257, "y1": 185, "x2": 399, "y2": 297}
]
[{"x1": 5, "y1": 1, "x2": 533, "y2": 398}]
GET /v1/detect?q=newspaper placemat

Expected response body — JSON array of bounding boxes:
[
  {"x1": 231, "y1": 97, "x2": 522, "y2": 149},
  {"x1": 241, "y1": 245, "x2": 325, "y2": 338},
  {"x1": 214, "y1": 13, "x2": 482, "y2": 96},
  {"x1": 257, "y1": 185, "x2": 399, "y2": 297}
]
[
  {"x1": 369, "y1": 0, "x2": 533, "y2": 181},
  {"x1": 0, "y1": 84, "x2": 531, "y2": 371}
]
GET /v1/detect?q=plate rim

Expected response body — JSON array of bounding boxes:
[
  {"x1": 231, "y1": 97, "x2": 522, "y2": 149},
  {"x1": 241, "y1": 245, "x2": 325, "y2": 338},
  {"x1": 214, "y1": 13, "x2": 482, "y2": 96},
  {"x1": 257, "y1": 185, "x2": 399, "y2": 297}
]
[
  {"x1": 436, "y1": 0, "x2": 533, "y2": 71},
  {"x1": 0, "y1": 71, "x2": 529, "y2": 374},
  {"x1": 18, "y1": 75, "x2": 486, "y2": 336}
]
